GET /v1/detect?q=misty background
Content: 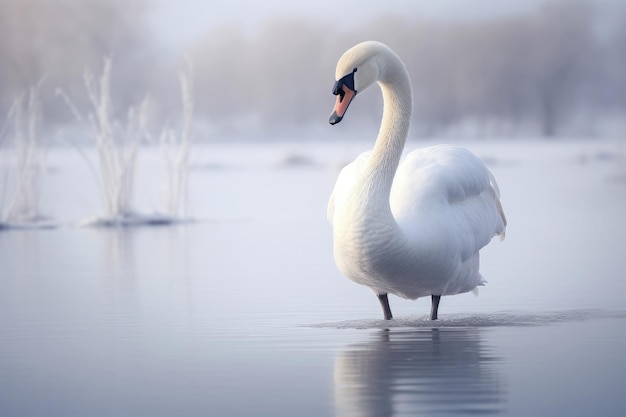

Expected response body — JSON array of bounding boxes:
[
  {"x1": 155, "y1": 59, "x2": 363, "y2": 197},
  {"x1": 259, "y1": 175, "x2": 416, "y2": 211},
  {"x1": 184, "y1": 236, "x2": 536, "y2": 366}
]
[{"x1": 1, "y1": 0, "x2": 626, "y2": 140}]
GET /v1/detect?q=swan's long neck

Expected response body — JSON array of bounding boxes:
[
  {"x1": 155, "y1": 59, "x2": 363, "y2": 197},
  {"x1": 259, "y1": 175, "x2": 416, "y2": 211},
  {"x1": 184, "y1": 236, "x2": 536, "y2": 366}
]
[{"x1": 361, "y1": 58, "x2": 413, "y2": 214}]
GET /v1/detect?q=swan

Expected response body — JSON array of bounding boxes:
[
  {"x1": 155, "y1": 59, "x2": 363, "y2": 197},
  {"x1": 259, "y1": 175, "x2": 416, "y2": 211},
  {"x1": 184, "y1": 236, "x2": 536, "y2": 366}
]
[{"x1": 327, "y1": 41, "x2": 507, "y2": 320}]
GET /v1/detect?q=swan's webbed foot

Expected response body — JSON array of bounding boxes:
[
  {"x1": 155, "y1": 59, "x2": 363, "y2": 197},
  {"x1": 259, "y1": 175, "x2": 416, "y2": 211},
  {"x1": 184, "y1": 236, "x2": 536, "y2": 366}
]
[
  {"x1": 430, "y1": 295, "x2": 441, "y2": 320},
  {"x1": 377, "y1": 293, "x2": 393, "y2": 320}
]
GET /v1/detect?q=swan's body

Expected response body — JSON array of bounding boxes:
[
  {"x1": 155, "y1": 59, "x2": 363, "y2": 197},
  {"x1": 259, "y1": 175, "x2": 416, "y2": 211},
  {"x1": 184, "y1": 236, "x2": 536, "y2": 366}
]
[{"x1": 327, "y1": 41, "x2": 506, "y2": 320}]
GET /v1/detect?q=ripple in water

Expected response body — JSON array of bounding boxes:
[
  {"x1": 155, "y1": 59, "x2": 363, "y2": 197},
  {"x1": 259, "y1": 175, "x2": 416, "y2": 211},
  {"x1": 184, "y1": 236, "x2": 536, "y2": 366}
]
[{"x1": 311, "y1": 309, "x2": 626, "y2": 329}]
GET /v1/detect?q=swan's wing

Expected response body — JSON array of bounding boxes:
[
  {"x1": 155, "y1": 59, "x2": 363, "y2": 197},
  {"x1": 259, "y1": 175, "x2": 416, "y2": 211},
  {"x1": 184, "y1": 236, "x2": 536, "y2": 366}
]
[
  {"x1": 328, "y1": 151, "x2": 372, "y2": 225},
  {"x1": 390, "y1": 145, "x2": 506, "y2": 258}
]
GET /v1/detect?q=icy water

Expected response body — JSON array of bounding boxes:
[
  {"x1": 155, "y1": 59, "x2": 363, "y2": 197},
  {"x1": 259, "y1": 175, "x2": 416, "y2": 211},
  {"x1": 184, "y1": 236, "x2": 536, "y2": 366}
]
[{"x1": 1, "y1": 139, "x2": 626, "y2": 416}]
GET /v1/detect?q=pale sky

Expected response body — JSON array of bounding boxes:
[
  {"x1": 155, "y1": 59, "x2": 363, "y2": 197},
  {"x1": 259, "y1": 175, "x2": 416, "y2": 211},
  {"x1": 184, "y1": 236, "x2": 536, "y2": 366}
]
[{"x1": 148, "y1": 0, "x2": 553, "y2": 48}]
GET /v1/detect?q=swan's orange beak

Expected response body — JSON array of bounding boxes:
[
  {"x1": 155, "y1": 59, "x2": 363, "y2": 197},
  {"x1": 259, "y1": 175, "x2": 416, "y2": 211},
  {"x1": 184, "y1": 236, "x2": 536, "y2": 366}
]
[{"x1": 329, "y1": 85, "x2": 356, "y2": 125}]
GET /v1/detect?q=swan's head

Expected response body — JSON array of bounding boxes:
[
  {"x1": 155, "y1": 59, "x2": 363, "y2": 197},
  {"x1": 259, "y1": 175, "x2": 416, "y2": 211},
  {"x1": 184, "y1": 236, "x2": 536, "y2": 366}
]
[{"x1": 329, "y1": 41, "x2": 388, "y2": 125}]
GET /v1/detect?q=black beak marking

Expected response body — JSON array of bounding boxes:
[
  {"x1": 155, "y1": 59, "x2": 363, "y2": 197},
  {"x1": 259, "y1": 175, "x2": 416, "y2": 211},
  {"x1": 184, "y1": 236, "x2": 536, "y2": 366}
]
[{"x1": 332, "y1": 67, "x2": 358, "y2": 97}]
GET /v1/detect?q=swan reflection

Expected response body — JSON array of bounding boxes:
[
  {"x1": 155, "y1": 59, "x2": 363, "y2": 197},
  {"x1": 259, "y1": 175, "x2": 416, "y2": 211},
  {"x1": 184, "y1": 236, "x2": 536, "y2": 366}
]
[{"x1": 334, "y1": 328, "x2": 506, "y2": 416}]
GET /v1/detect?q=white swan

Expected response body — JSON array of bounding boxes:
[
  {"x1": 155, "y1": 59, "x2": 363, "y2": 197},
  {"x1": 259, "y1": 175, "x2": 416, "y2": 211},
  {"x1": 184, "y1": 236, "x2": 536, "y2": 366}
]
[{"x1": 327, "y1": 41, "x2": 507, "y2": 320}]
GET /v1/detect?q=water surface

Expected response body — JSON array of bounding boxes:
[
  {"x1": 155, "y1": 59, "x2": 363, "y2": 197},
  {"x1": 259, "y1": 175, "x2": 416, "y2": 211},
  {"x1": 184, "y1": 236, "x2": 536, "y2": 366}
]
[{"x1": 1, "y1": 140, "x2": 626, "y2": 416}]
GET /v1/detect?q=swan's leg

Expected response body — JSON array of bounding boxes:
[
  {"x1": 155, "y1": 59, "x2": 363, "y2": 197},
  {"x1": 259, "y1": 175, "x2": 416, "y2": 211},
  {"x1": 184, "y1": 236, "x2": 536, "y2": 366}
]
[
  {"x1": 377, "y1": 293, "x2": 393, "y2": 320},
  {"x1": 430, "y1": 295, "x2": 441, "y2": 320}
]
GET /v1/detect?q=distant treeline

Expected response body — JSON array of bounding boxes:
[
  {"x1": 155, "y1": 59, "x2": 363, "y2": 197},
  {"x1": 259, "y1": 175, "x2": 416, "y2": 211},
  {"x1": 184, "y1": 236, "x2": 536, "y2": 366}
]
[{"x1": 1, "y1": 0, "x2": 625, "y2": 138}]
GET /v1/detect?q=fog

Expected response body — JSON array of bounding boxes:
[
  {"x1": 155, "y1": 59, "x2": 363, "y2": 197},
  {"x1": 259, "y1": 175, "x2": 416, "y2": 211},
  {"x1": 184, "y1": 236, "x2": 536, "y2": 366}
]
[{"x1": 1, "y1": 0, "x2": 626, "y2": 140}]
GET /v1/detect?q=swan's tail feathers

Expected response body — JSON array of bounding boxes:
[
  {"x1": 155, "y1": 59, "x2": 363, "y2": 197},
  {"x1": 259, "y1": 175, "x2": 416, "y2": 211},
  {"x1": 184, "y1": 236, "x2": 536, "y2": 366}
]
[
  {"x1": 496, "y1": 197, "x2": 507, "y2": 241},
  {"x1": 471, "y1": 276, "x2": 486, "y2": 296},
  {"x1": 488, "y1": 170, "x2": 507, "y2": 241},
  {"x1": 473, "y1": 275, "x2": 487, "y2": 297}
]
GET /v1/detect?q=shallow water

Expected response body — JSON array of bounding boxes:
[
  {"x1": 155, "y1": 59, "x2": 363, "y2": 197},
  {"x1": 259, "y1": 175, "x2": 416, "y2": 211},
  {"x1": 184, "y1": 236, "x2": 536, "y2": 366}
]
[{"x1": 1, "y1": 139, "x2": 626, "y2": 416}]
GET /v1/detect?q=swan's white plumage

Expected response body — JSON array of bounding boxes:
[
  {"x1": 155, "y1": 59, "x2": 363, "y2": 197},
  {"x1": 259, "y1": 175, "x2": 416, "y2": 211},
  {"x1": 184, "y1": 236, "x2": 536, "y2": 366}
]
[{"x1": 328, "y1": 41, "x2": 506, "y2": 309}]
